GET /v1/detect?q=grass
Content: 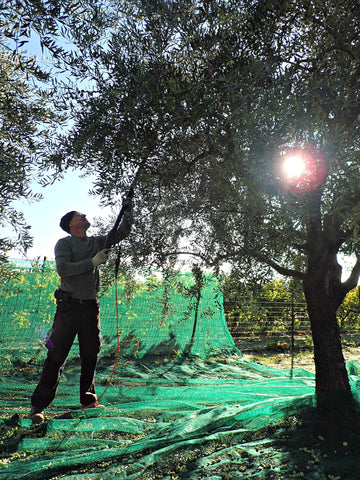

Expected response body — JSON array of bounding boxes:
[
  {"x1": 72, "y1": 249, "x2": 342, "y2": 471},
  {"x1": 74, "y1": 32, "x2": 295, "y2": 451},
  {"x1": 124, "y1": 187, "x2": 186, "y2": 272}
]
[{"x1": 244, "y1": 345, "x2": 360, "y2": 373}]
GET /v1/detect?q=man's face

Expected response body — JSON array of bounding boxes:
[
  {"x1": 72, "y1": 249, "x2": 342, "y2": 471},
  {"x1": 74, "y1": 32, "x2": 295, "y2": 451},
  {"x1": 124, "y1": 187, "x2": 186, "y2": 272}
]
[{"x1": 69, "y1": 212, "x2": 90, "y2": 231}]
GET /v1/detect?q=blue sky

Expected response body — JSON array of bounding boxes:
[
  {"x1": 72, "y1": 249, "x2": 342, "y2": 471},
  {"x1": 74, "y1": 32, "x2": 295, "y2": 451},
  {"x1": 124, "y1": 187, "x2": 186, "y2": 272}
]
[
  {"x1": 4, "y1": 34, "x2": 111, "y2": 260},
  {"x1": 7, "y1": 171, "x2": 111, "y2": 260}
]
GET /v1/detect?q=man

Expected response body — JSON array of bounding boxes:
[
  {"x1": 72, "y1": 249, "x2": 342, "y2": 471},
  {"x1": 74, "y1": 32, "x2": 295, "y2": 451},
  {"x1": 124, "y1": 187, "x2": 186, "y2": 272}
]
[{"x1": 29, "y1": 198, "x2": 132, "y2": 423}]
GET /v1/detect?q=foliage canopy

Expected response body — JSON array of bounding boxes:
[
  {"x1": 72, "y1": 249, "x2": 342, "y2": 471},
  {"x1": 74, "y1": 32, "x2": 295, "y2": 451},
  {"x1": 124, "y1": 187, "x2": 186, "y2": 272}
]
[
  {"x1": 0, "y1": 0, "x2": 112, "y2": 255},
  {"x1": 49, "y1": 1, "x2": 360, "y2": 278}
]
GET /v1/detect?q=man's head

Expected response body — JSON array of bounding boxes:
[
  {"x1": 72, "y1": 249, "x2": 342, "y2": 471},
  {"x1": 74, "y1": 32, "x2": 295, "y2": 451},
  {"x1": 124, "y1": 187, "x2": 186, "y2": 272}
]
[{"x1": 60, "y1": 211, "x2": 90, "y2": 236}]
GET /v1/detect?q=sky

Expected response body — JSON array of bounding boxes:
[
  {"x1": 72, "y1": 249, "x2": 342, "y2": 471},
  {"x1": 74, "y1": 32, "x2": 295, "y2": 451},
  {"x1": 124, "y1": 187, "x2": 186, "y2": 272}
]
[
  {"x1": 3, "y1": 33, "x2": 111, "y2": 260},
  {"x1": 6, "y1": 171, "x2": 112, "y2": 260}
]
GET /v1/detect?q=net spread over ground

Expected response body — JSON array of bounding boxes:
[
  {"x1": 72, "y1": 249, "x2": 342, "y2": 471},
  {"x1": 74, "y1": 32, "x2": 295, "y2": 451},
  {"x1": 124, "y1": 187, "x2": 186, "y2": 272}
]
[{"x1": 2, "y1": 264, "x2": 360, "y2": 479}]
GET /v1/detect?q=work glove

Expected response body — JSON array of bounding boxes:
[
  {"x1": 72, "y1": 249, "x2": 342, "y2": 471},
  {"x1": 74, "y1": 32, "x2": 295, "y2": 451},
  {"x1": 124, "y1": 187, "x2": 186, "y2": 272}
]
[{"x1": 92, "y1": 249, "x2": 110, "y2": 267}]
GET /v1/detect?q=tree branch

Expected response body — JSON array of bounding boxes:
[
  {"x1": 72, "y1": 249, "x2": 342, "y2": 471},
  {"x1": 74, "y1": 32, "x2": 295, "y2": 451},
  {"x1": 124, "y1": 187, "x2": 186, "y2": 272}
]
[
  {"x1": 251, "y1": 252, "x2": 305, "y2": 280},
  {"x1": 342, "y1": 258, "x2": 360, "y2": 293}
]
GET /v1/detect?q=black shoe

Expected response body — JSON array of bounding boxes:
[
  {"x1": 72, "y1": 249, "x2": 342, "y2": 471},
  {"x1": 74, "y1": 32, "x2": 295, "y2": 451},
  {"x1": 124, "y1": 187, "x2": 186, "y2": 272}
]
[{"x1": 81, "y1": 392, "x2": 105, "y2": 408}]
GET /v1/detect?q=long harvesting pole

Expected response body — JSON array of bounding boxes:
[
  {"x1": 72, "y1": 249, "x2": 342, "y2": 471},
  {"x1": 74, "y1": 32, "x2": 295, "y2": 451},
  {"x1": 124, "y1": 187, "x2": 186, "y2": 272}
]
[{"x1": 102, "y1": 158, "x2": 147, "y2": 250}]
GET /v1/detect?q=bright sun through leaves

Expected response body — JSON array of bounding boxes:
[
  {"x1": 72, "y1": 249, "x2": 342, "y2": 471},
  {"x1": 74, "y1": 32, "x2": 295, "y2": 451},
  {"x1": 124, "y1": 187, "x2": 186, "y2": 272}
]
[
  {"x1": 279, "y1": 143, "x2": 327, "y2": 193},
  {"x1": 282, "y1": 154, "x2": 306, "y2": 179}
]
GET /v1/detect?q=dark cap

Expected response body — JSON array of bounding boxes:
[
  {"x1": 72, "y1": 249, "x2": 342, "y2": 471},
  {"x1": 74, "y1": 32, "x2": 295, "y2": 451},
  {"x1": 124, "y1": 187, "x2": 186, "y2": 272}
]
[{"x1": 60, "y1": 211, "x2": 76, "y2": 233}]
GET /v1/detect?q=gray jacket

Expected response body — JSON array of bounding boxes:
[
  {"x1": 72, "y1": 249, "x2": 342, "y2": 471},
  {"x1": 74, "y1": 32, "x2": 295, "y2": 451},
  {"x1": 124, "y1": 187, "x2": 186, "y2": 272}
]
[{"x1": 55, "y1": 214, "x2": 131, "y2": 300}]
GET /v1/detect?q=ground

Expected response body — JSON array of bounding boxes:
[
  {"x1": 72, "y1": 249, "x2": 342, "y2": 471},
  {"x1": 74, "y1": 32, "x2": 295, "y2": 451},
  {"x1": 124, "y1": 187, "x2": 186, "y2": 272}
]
[
  {"x1": 2, "y1": 347, "x2": 360, "y2": 479},
  {"x1": 244, "y1": 345, "x2": 360, "y2": 372}
]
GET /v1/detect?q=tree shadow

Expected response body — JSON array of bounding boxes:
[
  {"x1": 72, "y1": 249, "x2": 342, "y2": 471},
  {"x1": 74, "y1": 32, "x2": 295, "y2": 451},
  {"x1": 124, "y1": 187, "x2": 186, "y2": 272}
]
[{"x1": 270, "y1": 393, "x2": 360, "y2": 479}]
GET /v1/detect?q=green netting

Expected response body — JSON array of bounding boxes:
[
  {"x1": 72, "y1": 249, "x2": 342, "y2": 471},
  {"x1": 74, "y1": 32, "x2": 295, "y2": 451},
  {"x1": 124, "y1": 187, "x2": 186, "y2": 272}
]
[
  {"x1": 2, "y1": 263, "x2": 360, "y2": 479},
  {"x1": 0, "y1": 264, "x2": 237, "y2": 366}
]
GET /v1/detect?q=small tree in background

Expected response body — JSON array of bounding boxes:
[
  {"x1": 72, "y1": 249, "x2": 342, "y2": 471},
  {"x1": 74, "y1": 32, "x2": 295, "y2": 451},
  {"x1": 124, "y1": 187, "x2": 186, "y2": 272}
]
[{"x1": 338, "y1": 288, "x2": 360, "y2": 333}]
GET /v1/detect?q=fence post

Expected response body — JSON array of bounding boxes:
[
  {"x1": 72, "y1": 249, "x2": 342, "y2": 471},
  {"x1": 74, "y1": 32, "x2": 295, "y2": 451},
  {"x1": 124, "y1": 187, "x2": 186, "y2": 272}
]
[{"x1": 290, "y1": 298, "x2": 295, "y2": 378}]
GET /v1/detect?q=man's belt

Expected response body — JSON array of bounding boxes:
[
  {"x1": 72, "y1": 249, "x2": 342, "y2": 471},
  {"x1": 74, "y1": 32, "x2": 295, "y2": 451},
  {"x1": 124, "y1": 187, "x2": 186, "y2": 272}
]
[{"x1": 54, "y1": 289, "x2": 96, "y2": 304}]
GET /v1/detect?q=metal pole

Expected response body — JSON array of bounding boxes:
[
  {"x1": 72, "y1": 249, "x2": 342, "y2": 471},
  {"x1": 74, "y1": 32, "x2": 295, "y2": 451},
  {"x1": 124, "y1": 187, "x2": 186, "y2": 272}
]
[{"x1": 290, "y1": 299, "x2": 295, "y2": 379}]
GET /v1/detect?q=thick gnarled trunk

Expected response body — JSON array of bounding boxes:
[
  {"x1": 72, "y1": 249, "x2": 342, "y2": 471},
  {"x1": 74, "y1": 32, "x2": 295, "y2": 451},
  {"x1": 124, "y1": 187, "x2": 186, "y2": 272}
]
[
  {"x1": 303, "y1": 275, "x2": 350, "y2": 393},
  {"x1": 301, "y1": 188, "x2": 353, "y2": 394}
]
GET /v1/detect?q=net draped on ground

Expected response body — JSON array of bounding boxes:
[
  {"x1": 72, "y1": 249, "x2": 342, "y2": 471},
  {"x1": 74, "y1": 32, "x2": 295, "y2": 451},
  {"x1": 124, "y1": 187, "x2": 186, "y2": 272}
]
[{"x1": 1, "y1": 262, "x2": 360, "y2": 479}]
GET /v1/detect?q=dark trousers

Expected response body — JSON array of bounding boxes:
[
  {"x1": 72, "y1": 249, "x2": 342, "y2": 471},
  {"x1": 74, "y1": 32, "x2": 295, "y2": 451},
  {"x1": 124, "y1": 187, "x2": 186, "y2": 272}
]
[{"x1": 31, "y1": 298, "x2": 102, "y2": 409}]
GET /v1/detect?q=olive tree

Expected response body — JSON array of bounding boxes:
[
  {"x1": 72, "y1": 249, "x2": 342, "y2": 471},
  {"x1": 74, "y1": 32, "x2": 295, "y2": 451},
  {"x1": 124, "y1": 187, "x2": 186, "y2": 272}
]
[{"x1": 51, "y1": 0, "x2": 360, "y2": 395}]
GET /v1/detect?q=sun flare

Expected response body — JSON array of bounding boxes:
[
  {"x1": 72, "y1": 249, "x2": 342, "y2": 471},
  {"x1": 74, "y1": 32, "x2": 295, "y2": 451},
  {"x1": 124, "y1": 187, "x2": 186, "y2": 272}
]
[
  {"x1": 279, "y1": 143, "x2": 327, "y2": 193},
  {"x1": 282, "y1": 154, "x2": 305, "y2": 178}
]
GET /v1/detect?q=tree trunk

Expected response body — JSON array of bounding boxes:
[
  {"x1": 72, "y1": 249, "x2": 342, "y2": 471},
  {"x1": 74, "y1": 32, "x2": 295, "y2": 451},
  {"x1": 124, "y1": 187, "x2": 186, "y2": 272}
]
[{"x1": 303, "y1": 275, "x2": 351, "y2": 394}]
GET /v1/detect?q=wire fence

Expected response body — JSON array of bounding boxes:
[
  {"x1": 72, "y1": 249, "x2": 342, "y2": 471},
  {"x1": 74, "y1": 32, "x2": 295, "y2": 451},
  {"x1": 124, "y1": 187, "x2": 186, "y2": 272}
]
[{"x1": 224, "y1": 300, "x2": 360, "y2": 353}]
